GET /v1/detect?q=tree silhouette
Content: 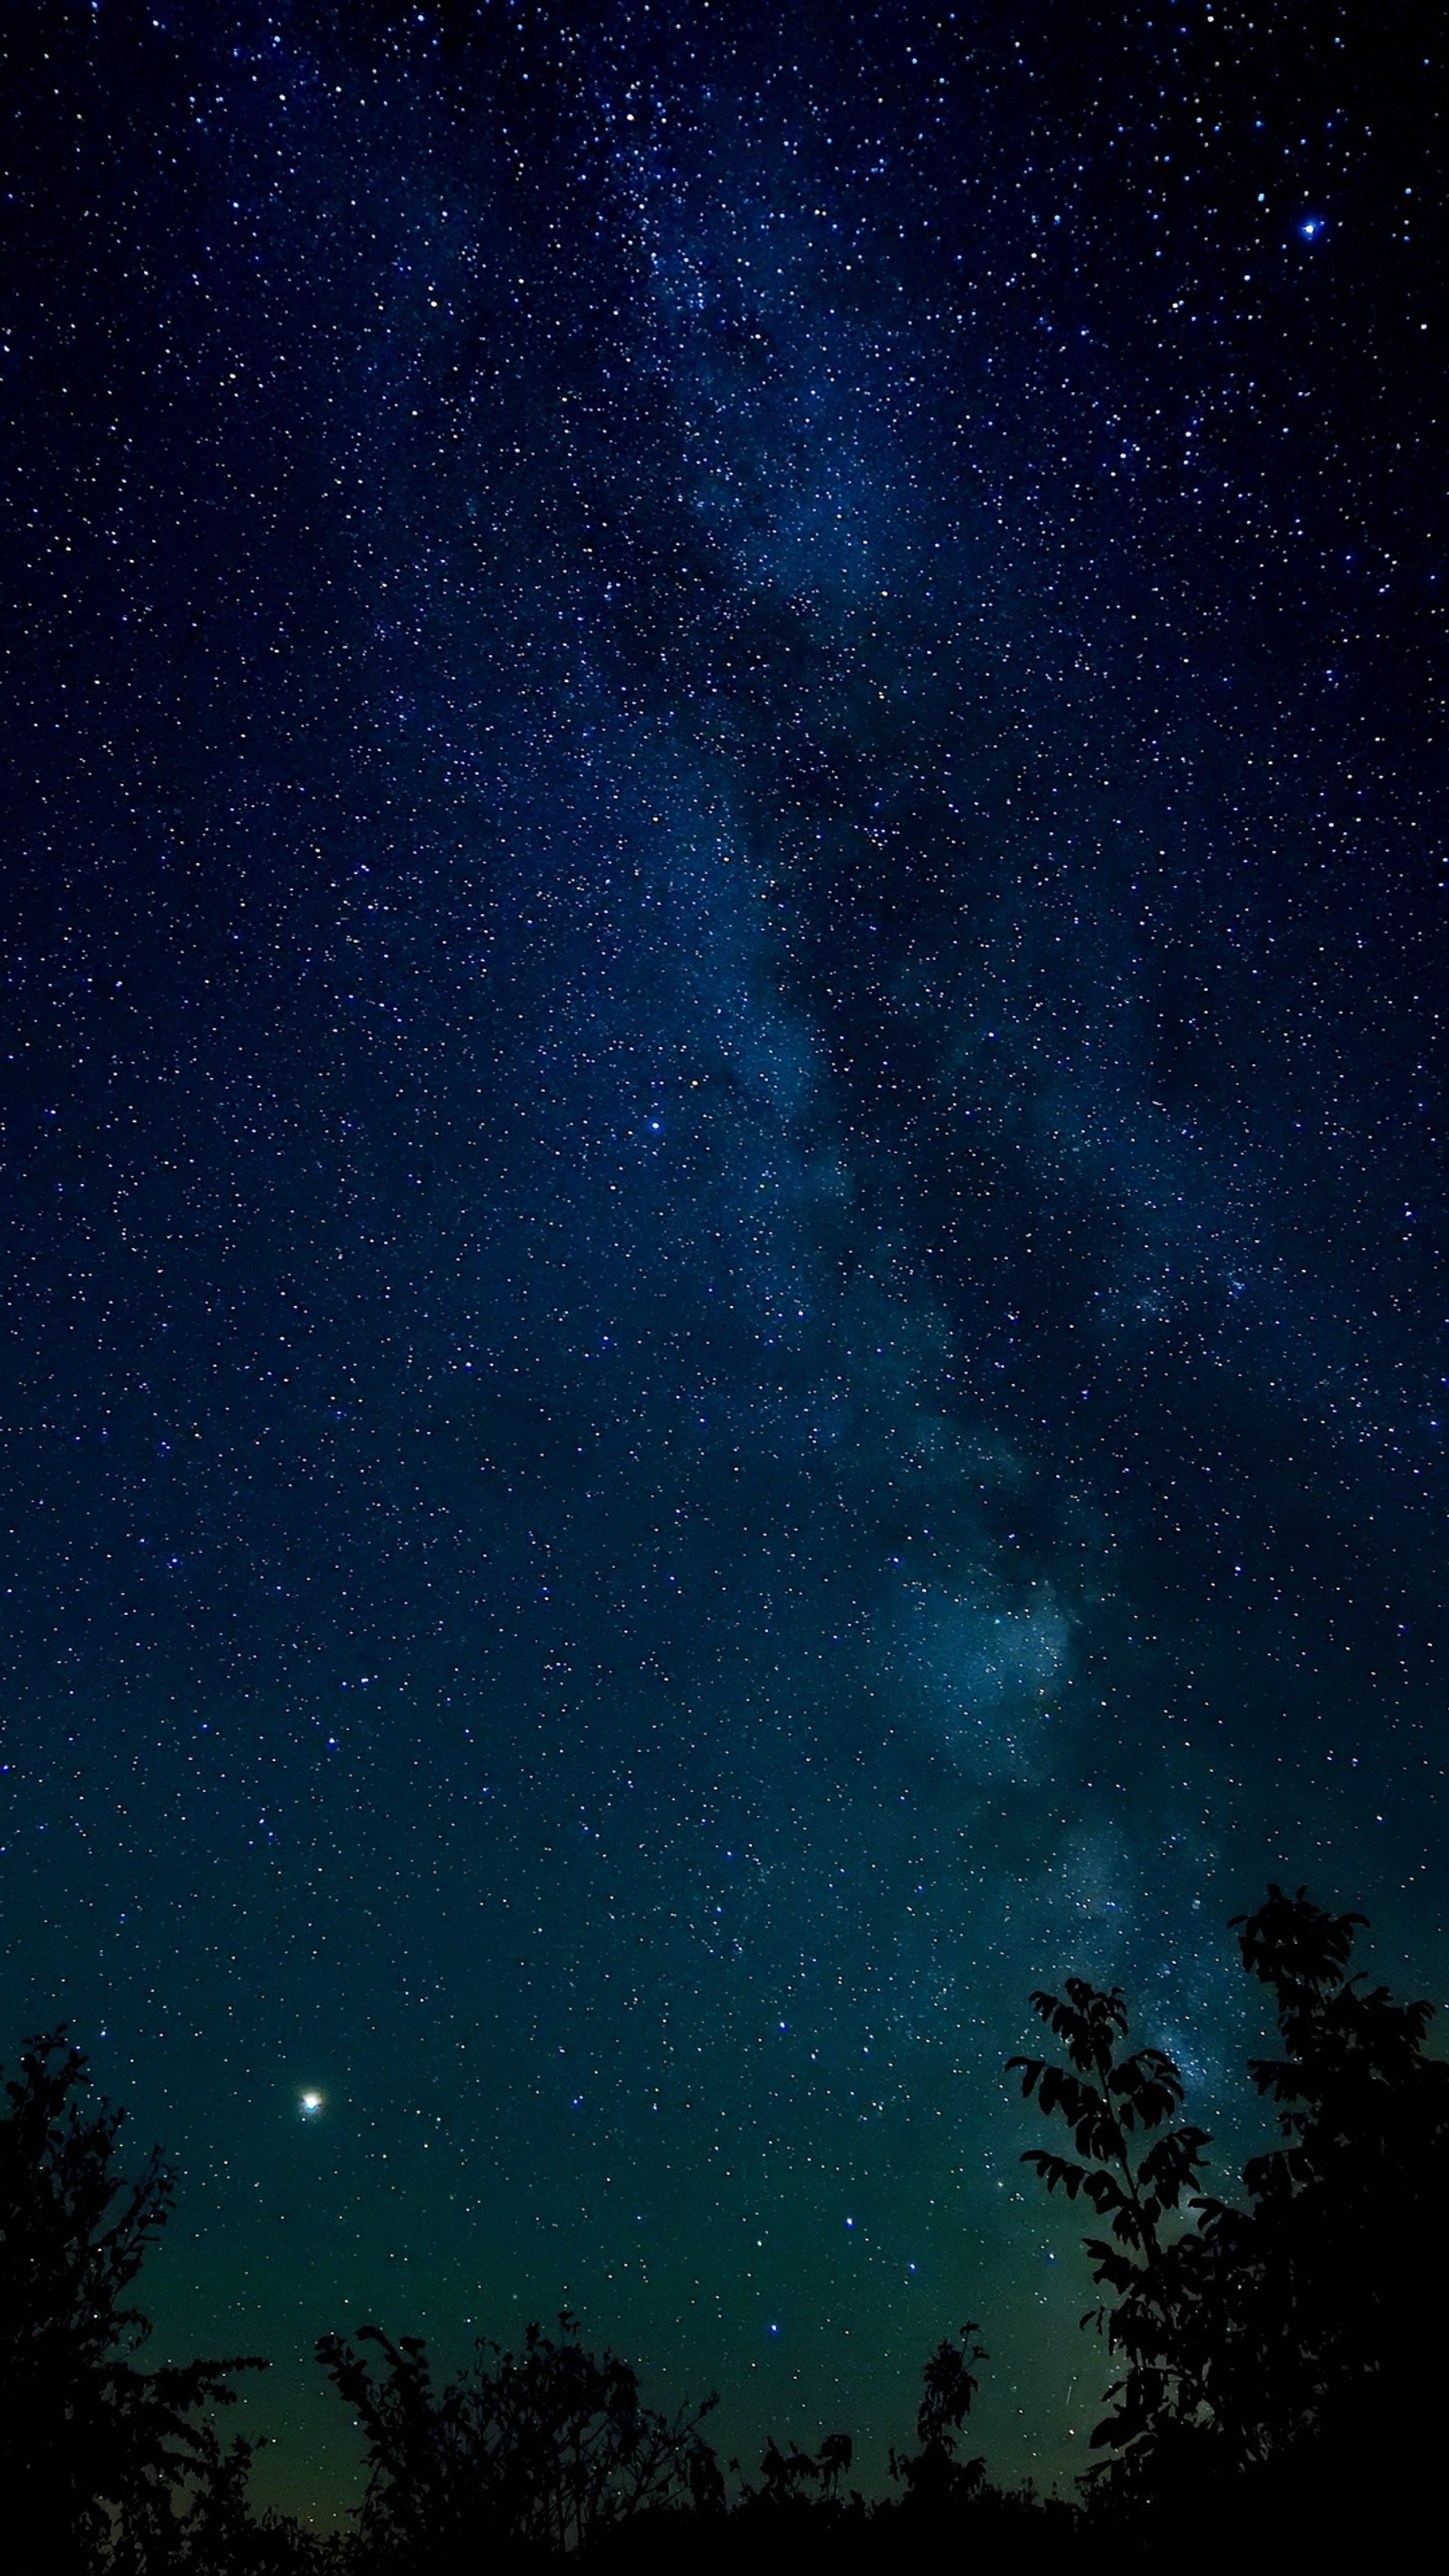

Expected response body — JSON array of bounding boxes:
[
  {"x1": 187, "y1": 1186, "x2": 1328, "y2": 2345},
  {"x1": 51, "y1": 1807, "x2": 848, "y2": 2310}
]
[
  {"x1": 318, "y1": 2312, "x2": 719, "y2": 2568},
  {"x1": 1013, "y1": 1887, "x2": 1449, "y2": 2532},
  {"x1": 0, "y1": 2030, "x2": 262, "y2": 2574},
  {"x1": 1191, "y1": 1886, "x2": 1449, "y2": 2504}
]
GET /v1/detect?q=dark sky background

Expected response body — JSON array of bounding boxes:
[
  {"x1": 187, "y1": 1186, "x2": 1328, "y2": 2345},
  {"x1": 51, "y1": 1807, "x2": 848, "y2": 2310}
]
[{"x1": 2, "y1": 0, "x2": 1446, "y2": 2523}]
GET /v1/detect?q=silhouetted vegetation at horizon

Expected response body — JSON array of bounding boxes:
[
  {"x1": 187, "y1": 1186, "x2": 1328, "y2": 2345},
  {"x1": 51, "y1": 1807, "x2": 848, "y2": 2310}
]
[
  {"x1": 314, "y1": 2313, "x2": 719, "y2": 2568},
  {"x1": 5, "y1": 1887, "x2": 1445, "y2": 2568}
]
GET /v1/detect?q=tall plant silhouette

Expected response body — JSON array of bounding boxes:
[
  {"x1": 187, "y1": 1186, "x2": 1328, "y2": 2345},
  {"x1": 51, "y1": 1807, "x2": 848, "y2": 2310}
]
[
  {"x1": 1008, "y1": 1977, "x2": 1212, "y2": 2492},
  {"x1": 318, "y1": 2312, "x2": 718, "y2": 2568},
  {"x1": 0, "y1": 2030, "x2": 261, "y2": 2574},
  {"x1": 888, "y1": 2324, "x2": 988, "y2": 2512}
]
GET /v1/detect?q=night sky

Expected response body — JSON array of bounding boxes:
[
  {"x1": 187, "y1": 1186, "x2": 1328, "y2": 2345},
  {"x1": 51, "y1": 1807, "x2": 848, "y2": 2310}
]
[{"x1": 3, "y1": 0, "x2": 1446, "y2": 2524}]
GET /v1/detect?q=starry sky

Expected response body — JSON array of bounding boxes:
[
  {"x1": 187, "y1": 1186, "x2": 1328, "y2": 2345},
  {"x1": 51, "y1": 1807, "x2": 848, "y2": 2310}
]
[{"x1": 2, "y1": 0, "x2": 1446, "y2": 2523}]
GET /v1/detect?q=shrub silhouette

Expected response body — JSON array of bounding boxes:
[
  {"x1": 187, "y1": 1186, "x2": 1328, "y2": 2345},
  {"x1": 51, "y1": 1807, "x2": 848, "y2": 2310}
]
[
  {"x1": 158, "y1": 2423, "x2": 344, "y2": 2572},
  {"x1": 317, "y1": 2311, "x2": 719, "y2": 2568},
  {"x1": 741, "y1": 2427, "x2": 859, "y2": 2516},
  {"x1": 0, "y1": 2030, "x2": 263, "y2": 2574}
]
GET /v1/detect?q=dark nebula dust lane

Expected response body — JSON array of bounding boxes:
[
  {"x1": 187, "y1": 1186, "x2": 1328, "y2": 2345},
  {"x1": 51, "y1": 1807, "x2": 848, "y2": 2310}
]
[{"x1": 2, "y1": 0, "x2": 1445, "y2": 2516}]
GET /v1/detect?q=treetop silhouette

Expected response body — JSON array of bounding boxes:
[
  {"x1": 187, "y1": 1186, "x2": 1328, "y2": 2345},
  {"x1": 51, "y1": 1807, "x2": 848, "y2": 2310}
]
[
  {"x1": 1013, "y1": 1883, "x2": 1449, "y2": 2523},
  {"x1": 0, "y1": 2028, "x2": 263, "y2": 2574}
]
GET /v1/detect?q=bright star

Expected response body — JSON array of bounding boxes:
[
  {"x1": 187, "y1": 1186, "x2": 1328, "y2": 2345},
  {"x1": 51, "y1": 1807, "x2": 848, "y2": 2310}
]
[
  {"x1": 1299, "y1": 216, "x2": 1325, "y2": 240},
  {"x1": 299, "y1": 2091, "x2": 324, "y2": 2118}
]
